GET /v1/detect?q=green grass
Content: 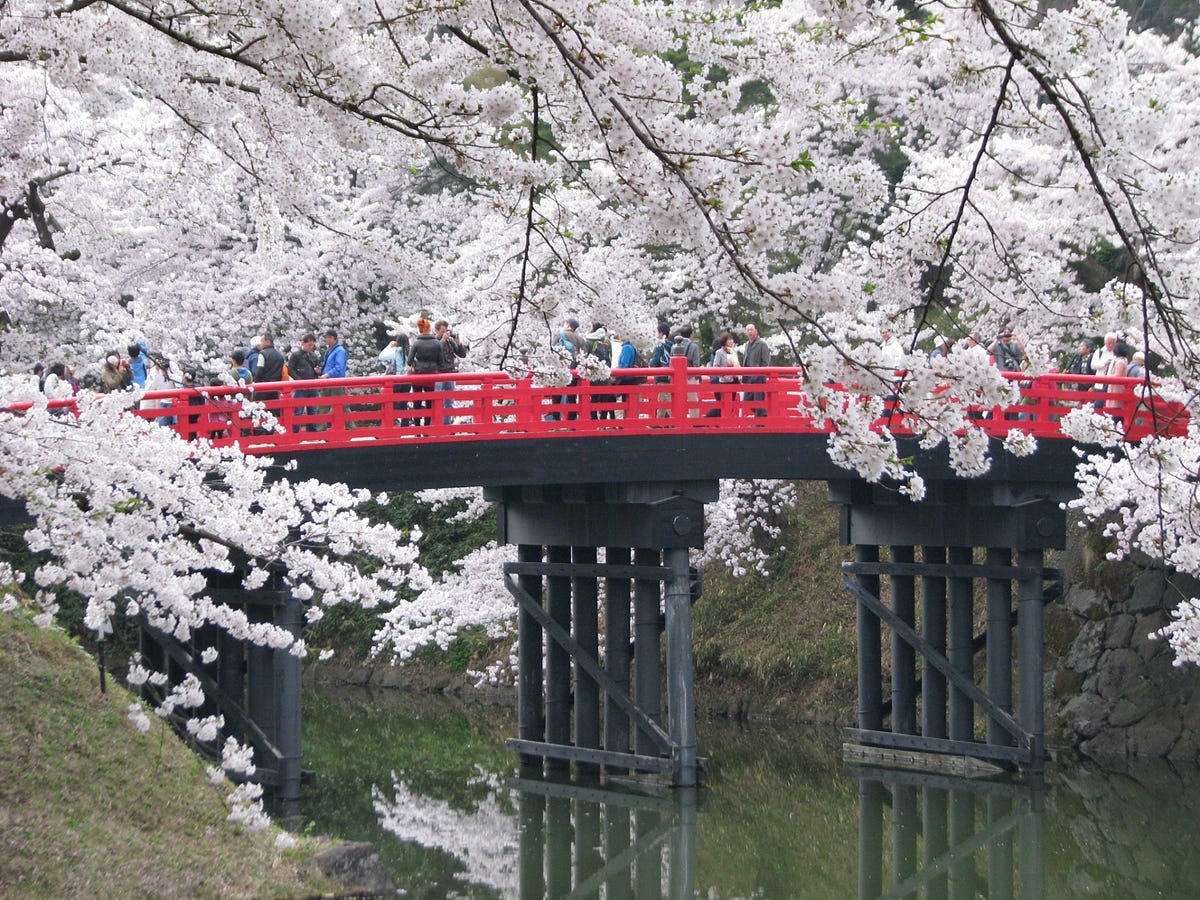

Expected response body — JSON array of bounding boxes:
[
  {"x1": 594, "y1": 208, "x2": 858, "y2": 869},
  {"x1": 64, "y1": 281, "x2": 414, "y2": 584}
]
[
  {"x1": 0, "y1": 608, "x2": 336, "y2": 898},
  {"x1": 693, "y1": 481, "x2": 858, "y2": 721}
]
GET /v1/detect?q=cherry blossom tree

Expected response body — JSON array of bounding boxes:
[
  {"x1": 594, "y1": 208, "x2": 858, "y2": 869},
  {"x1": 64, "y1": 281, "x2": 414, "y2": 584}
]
[{"x1": 4, "y1": 0, "x2": 1200, "y2": 677}]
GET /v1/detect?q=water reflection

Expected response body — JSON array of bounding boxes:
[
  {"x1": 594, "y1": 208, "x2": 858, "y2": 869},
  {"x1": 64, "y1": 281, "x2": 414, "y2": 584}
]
[
  {"x1": 512, "y1": 776, "x2": 696, "y2": 899},
  {"x1": 853, "y1": 767, "x2": 1044, "y2": 900},
  {"x1": 302, "y1": 689, "x2": 1200, "y2": 897},
  {"x1": 372, "y1": 769, "x2": 520, "y2": 895}
]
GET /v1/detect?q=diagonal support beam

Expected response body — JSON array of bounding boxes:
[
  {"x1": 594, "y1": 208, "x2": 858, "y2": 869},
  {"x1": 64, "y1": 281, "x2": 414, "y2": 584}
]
[
  {"x1": 504, "y1": 570, "x2": 673, "y2": 754},
  {"x1": 878, "y1": 805, "x2": 1025, "y2": 900},
  {"x1": 842, "y1": 574, "x2": 1032, "y2": 750},
  {"x1": 141, "y1": 622, "x2": 284, "y2": 767}
]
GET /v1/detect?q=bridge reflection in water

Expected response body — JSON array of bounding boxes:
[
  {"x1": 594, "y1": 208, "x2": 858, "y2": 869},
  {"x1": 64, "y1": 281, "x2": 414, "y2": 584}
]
[
  {"x1": 854, "y1": 767, "x2": 1043, "y2": 900},
  {"x1": 512, "y1": 777, "x2": 698, "y2": 899},
  {"x1": 508, "y1": 770, "x2": 1043, "y2": 900}
]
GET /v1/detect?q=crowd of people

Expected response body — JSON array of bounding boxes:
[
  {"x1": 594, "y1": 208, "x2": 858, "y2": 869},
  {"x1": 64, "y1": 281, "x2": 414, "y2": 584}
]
[
  {"x1": 913, "y1": 324, "x2": 1154, "y2": 422},
  {"x1": 25, "y1": 317, "x2": 1152, "y2": 429}
]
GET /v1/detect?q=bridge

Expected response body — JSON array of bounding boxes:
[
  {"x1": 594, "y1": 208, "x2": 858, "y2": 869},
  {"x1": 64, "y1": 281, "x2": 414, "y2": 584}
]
[
  {"x1": 10, "y1": 358, "x2": 1189, "y2": 798},
  {"x1": 117, "y1": 356, "x2": 1181, "y2": 488}
]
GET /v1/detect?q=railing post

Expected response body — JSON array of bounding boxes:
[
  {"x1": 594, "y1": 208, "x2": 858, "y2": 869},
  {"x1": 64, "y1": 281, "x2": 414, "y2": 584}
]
[
  {"x1": 518, "y1": 544, "x2": 544, "y2": 769},
  {"x1": 670, "y1": 355, "x2": 689, "y2": 421},
  {"x1": 1017, "y1": 548, "x2": 1045, "y2": 773}
]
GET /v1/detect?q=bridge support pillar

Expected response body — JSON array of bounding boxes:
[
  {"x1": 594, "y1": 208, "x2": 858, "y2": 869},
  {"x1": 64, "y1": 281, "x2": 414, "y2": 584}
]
[
  {"x1": 831, "y1": 480, "x2": 1068, "y2": 775},
  {"x1": 489, "y1": 481, "x2": 717, "y2": 787},
  {"x1": 139, "y1": 571, "x2": 306, "y2": 811}
]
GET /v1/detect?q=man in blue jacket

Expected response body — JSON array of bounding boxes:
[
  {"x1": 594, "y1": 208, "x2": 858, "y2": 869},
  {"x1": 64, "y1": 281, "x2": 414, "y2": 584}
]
[{"x1": 320, "y1": 330, "x2": 347, "y2": 379}]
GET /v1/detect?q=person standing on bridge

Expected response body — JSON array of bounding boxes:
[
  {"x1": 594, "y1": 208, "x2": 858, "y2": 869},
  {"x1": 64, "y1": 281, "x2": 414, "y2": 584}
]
[
  {"x1": 550, "y1": 316, "x2": 583, "y2": 422},
  {"x1": 126, "y1": 341, "x2": 150, "y2": 389},
  {"x1": 879, "y1": 327, "x2": 904, "y2": 370},
  {"x1": 704, "y1": 331, "x2": 740, "y2": 417},
  {"x1": 1064, "y1": 338, "x2": 1094, "y2": 395},
  {"x1": 650, "y1": 322, "x2": 674, "y2": 418},
  {"x1": 988, "y1": 326, "x2": 1026, "y2": 374},
  {"x1": 409, "y1": 318, "x2": 442, "y2": 426},
  {"x1": 435, "y1": 320, "x2": 468, "y2": 425},
  {"x1": 320, "y1": 330, "x2": 348, "y2": 379},
  {"x1": 740, "y1": 323, "x2": 771, "y2": 417},
  {"x1": 378, "y1": 330, "x2": 412, "y2": 427},
  {"x1": 99, "y1": 352, "x2": 131, "y2": 393},
  {"x1": 317, "y1": 329, "x2": 348, "y2": 431},
  {"x1": 1104, "y1": 341, "x2": 1132, "y2": 425},
  {"x1": 287, "y1": 334, "x2": 321, "y2": 432},
  {"x1": 253, "y1": 334, "x2": 287, "y2": 410}
]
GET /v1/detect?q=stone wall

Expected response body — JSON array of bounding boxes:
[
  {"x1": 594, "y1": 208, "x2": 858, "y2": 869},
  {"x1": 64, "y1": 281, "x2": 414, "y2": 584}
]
[{"x1": 1047, "y1": 538, "x2": 1200, "y2": 760}]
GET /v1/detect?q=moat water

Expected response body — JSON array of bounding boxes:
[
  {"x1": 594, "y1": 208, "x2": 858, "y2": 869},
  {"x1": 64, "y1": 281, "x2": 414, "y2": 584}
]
[{"x1": 301, "y1": 684, "x2": 1200, "y2": 898}]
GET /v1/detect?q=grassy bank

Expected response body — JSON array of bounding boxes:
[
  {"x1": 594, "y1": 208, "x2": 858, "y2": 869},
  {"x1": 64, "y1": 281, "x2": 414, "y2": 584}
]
[
  {"x1": 693, "y1": 481, "x2": 858, "y2": 722},
  {"x1": 0, "y1": 609, "x2": 335, "y2": 898}
]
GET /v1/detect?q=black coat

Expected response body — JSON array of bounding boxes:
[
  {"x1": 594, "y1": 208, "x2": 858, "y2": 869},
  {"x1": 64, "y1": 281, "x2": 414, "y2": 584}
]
[{"x1": 411, "y1": 333, "x2": 443, "y2": 374}]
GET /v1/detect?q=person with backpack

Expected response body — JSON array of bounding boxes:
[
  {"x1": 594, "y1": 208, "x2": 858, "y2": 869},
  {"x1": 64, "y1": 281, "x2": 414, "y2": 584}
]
[
  {"x1": 670, "y1": 325, "x2": 703, "y2": 417},
  {"x1": 613, "y1": 330, "x2": 644, "y2": 381},
  {"x1": 609, "y1": 328, "x2": 644, "y2": 416},
  {"x1": 649, "y1": 322, "x2": 674, "y2": 418},
  {"x1": 649, "y1": 322, "x2": 673, "y2": 368},
  {"x1": 671, "y1": 325, "x2": 702, "y2": 368},
  {"x1": 550, "y1": 316, "x2": 585, "y2": 421}
]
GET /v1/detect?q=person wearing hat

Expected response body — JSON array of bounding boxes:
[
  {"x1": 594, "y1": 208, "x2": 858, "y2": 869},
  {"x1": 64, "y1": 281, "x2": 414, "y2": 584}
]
[
  {"x1": 988, "y1": 326, "x2": 1026, "y2": 373},
  {"x1": 583, "y1": 324, "x2": 616, "y2": 419},
  {"x1": 559, "y1": 316, "x2": 584, "y2": 363},
  {"x1": 127, "y1": 342, "x2": 150, "y2": 389},
  {"x1": 99, "y1": 352, "x2": 131, "y2": 393}
]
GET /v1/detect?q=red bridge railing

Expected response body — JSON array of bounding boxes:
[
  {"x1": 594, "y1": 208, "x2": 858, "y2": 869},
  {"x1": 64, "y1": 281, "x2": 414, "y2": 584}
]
[{"x1": 27, "y1": 357, "x2": 1190, "y2": 452}]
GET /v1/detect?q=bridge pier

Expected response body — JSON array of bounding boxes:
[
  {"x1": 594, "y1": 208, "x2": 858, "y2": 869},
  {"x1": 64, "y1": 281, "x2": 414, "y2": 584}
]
[
  {"x1": 138, "y1": 571, "x2": 305, "y2": 812},
  {"x1": 831, "y1": 480, "x2": 1069, "y2": 774},
  {"x1": 489, "y1": 481, "x2": 715, "y2": 787}
]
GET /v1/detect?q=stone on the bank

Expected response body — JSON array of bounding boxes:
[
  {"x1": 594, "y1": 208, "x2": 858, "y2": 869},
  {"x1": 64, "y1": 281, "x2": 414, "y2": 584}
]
[{"x1": 315, "y1": 841, "x2": 395, "y2": 893}]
